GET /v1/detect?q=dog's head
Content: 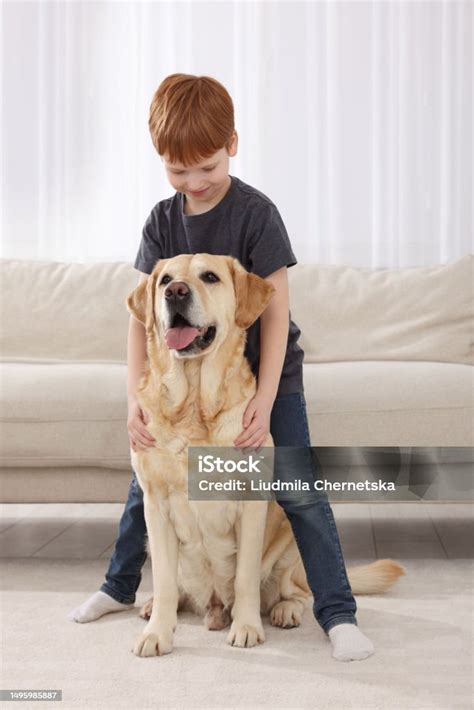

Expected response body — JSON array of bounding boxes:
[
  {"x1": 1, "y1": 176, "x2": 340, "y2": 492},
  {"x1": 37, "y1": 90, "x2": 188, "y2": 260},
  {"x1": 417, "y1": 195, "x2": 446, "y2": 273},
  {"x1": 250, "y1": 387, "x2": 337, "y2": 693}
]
[{"x1": 126, "y1": 254, "x2": 276, "y2": 359}]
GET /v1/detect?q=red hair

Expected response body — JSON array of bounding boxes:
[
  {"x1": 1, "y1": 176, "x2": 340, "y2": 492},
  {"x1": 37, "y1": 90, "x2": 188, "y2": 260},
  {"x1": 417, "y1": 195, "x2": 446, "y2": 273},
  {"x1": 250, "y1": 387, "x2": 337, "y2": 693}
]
[{"x1": 149, "y1": 74, "x2": 235, "y2": 166}]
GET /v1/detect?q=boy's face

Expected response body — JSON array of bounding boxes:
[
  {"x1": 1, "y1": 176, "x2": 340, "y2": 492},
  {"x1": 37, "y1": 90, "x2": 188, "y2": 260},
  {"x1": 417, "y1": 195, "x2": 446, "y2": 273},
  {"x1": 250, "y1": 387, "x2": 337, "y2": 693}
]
[{"x1": 162, "y1": 133, "x2": 237, "y2": 203}]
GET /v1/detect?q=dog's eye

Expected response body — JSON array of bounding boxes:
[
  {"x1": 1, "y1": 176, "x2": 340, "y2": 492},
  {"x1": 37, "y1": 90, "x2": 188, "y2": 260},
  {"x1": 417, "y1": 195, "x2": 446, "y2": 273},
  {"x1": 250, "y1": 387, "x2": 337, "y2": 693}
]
[
  {"x1": 160, "y1": 274, "x2": 172, "y2": 286},
  {"x1": 201, "y1": 271, "x2": 220, "y2": 283}
]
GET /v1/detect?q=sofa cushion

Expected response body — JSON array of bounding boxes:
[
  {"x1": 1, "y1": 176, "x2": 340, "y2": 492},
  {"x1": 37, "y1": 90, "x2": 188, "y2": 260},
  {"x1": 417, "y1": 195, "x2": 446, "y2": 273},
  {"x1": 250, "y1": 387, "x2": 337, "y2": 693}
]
[
  {"x1": 2, "y1": 255, "x2": 473, "y2": 365},
  {"x1": 1, "y1": 360, "x2": 471, "y2": 471},
  {"x1": 302, "y1": 361, "x2": 473, "y2": 446},
  {"x1": 1, "y1": 260, "x2": 138, "y2": 362},
  {"x1": 0, "y1": 362, "x2": 130, "y2": 469},
  {"x1": 288, "y1": 254, "x2": 473, "y2": 365}
]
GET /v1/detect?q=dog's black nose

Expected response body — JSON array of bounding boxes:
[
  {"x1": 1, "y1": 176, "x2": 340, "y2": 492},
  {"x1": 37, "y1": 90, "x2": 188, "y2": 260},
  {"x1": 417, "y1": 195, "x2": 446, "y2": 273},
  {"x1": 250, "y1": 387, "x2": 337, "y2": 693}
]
[{"x1": 164, "y1": 281, "x2": 190, "y2": 302}]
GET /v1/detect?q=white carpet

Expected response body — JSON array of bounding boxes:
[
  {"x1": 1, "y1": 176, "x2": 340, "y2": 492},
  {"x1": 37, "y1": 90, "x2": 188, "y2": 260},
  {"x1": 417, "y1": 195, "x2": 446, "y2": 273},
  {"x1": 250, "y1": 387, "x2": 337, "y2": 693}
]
[{"x1": 1, "y1": 558, "x2": 472, "y2": 710}]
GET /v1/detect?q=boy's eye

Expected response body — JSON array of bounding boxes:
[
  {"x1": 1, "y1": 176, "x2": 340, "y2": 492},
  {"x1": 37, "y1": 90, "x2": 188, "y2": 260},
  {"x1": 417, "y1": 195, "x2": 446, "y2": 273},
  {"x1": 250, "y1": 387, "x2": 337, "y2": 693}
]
[
  {"x1": 200, "y1": 271, "x2": 220, "y2": 283},
  {"x1": 203, "y1": 167, "x2": 215, "y2": 172},
  {"x1": 160, "y1": 274, "x2": 172, "y2": 285}
]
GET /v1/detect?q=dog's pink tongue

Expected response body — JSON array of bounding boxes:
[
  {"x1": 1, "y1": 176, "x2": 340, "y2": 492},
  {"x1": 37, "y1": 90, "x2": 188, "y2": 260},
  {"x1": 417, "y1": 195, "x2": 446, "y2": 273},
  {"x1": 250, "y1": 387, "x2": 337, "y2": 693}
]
[{"x1": 165, "y1": 326, "x2": 200, "y2": 350}]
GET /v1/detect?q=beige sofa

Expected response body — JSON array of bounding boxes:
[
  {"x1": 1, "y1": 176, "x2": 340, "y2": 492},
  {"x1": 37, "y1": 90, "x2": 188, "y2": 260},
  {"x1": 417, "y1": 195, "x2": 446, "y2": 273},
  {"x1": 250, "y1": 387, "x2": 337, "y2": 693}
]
[{"x1": 1, "y1": 255, "x2": 472, "y2": 502}]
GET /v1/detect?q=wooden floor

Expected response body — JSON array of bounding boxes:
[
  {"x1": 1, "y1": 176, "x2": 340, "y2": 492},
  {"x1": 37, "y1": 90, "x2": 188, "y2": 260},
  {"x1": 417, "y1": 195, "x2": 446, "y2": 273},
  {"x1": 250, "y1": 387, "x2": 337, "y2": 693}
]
[{"x1": 0, "y1": 502, "x2": 472, "y2": 561}]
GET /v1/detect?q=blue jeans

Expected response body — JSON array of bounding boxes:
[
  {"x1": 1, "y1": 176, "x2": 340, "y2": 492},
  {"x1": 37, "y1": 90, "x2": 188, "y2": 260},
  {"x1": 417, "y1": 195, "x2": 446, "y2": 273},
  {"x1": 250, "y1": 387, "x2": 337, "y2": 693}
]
[{"x1": 101, "y1": 392, "x2": 357, "y2": 634}]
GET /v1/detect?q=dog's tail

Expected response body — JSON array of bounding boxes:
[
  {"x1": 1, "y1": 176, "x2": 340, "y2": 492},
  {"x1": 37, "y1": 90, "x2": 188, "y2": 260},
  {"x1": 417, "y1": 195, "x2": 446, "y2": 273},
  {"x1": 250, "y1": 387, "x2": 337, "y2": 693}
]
[{"x1": 347, "y1": 559, "x2": 406, "y2": 595}]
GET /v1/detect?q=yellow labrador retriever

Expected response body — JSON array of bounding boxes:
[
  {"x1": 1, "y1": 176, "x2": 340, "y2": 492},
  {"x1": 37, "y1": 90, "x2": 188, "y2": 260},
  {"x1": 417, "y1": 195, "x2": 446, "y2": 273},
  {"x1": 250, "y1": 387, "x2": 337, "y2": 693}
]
[{"x1": 127, "y1": 253, "x2": 404, "y2": 658}]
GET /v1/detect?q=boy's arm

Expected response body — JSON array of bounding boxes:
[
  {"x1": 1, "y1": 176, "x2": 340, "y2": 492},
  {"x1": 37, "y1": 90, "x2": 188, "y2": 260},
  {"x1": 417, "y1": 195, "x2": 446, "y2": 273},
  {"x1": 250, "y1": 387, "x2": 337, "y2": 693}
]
[
  {"x1": 127, "y1": 273, "x2": 156, "y2": 450},
  {"x1": 234, "y1": 266, "x2": 289, "y2": 449},
  {"x1": 256, "y1": 266, "x2": 290, "y2": 404}
]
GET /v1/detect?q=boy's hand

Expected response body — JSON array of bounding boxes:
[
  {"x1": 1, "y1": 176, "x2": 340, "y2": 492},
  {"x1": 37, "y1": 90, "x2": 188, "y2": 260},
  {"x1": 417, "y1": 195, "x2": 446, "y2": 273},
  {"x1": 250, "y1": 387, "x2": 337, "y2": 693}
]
[
  {"x1": 234, "y1": 393, "x2": 273, "y2": 451},
  {"x1": 128, "y1": 398, "x2": 156, "y2": 451}
]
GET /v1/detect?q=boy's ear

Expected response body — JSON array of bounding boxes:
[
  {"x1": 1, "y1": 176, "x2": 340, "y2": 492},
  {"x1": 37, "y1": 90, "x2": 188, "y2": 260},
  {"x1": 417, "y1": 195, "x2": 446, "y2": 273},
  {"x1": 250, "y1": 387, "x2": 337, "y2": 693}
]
[
  {"x1": 227, "y1": 130, "x2": 238, "y2": 157},
  {"x1": 126, "y1": 265, "x2": 162, "y2": 335},
  {"x1": 226, "y1": 257, "x2": 276, "y2": 329}
]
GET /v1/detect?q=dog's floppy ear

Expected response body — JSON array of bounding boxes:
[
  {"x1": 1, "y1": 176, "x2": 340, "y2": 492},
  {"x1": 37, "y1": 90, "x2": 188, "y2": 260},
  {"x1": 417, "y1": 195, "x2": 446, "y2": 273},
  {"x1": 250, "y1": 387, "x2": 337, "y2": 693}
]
[
  {"x1": 126, "y1": 264, "x2": 162, "y2": 335},
  {"x1": 227, "y1": 257, "x2": 276, "y2": 329},
  {"x1": 127, "y1": 280, "x2": 147, "y2": 324}
]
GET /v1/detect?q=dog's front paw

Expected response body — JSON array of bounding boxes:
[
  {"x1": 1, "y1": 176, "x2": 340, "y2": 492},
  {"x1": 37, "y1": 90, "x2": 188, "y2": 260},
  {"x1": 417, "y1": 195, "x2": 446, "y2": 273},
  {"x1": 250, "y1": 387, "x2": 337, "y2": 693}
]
[
  {"x1": 270, "y1": 600, "x2": 303, "y2": 628},
  {"x1": 132, "y1": 626, "x2": 174, "y2": 657},
  {"x1": 226, "y1": 620, "x2": 265, "y2": 648}
]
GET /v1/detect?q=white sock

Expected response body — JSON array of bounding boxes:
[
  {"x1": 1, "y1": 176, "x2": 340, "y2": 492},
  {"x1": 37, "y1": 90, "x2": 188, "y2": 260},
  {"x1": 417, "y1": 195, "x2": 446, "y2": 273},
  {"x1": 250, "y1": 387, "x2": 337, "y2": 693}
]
[
  {"x1": 68, "y1": 591, "x2": 134, "y2": 623},
  {"x1": 328, "y1": 623, "x2": 375, "y2": 662}
]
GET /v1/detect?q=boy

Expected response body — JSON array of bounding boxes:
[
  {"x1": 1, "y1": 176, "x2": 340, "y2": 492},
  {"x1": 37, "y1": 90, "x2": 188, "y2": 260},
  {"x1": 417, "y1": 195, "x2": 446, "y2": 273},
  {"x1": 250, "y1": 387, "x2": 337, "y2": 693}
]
[{"x1": 69, "y1": 74, "x2": 374, "y2": 662}]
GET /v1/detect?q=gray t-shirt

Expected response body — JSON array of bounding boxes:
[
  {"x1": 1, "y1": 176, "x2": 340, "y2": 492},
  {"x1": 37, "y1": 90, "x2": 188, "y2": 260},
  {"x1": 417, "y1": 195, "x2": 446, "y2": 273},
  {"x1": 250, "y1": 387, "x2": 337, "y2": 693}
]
[{"x1": 134, "y1": 175, "x2": 304, "y2": 396}]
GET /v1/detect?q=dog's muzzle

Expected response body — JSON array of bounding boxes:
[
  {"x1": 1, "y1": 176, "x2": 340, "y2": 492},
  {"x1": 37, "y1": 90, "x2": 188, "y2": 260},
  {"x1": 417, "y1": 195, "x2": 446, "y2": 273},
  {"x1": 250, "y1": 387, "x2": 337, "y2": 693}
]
[{"x1": 163, "y1": 281, "x2": 216, "y2": 353}]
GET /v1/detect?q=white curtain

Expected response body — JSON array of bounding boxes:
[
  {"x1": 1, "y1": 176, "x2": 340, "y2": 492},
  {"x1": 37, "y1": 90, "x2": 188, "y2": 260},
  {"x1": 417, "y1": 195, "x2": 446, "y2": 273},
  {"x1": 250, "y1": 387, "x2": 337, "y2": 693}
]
[{"x1": 1, "y1": 1, "x2": 472, "y2": 268}]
